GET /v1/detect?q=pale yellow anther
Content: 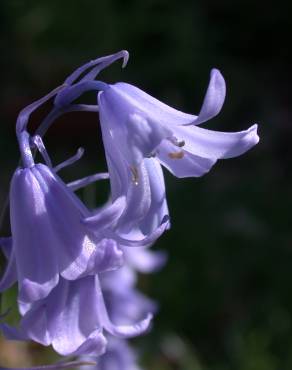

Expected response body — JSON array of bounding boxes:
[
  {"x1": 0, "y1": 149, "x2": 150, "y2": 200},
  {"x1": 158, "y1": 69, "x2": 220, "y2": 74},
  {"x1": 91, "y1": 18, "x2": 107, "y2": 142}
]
[{"x1": 168, "y1": 151, "x2": 185, "y2": 159}]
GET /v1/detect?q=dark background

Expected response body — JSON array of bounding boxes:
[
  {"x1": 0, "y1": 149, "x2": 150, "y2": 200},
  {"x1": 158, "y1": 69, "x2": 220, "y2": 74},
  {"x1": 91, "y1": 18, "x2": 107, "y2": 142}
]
[{"x1": 0, "y1": 1, "x2": 291, "y2": 369}]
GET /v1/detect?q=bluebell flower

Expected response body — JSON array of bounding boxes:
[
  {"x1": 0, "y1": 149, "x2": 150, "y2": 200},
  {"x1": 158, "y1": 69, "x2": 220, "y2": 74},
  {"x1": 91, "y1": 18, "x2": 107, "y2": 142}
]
[
  {"x1": 0, "y1": 83, "x2": 168, "y2": 304},
  {"x1": 1, "y1": 275, "x2": 152, "y2": 356},
  {"x1": 97, "y1": 70, "x2": 259, "y2": 178},
  {"x1": 78, "y1": 245, "x2": 166, "y2": 369},
  {"x1": 0, "y1": 163, "x2": 126, "y2": 303},
  {"x1": 50, "y1": 50, "x2": 259, "y2": 235}
]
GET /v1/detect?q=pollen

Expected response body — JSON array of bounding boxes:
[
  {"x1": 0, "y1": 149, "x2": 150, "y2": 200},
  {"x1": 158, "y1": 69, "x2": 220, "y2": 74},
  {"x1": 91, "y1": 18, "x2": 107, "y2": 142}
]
[{"x1": 168, "y1": 151, "x2": 185, "y2": 159}]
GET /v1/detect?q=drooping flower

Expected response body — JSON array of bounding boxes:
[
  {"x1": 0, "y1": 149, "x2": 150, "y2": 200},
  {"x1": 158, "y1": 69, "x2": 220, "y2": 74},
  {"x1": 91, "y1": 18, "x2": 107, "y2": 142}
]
[
  {"x1": 0, "y1": 162, "x2": 126, "y2": 304},
  {"x1": 50, "y1": 51, "x2": 259, "y2": 235},
  {"x1": 1, "y1": 275, "x2": 152, "y2": 357},
  {"x1": 78, "y1": 240, "x2": 166, "y2": 369},
  {"x1": 0, "y1": 82, "x2": 169, "y2": 304},
  {"x1": 96, "y1": 69, "x2": 259, "y2": 178}
]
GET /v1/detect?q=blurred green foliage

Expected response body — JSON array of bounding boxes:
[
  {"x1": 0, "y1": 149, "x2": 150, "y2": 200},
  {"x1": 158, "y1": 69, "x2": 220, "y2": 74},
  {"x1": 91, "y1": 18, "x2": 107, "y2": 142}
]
[{"x1": 0, "y1": 0, "x2": 292, "y2": 369}]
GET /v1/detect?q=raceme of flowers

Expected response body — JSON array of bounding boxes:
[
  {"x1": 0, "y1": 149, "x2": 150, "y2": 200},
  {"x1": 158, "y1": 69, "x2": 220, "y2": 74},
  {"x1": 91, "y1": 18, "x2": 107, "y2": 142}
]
[{"x1": 0, "y1": 50, "x2": 259, "y2": 369}]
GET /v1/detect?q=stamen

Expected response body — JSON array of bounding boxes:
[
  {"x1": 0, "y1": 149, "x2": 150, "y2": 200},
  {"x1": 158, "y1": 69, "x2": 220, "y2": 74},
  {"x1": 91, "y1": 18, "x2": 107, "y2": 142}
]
[
  {"x1": 130, "y1": 166, "x2": 139, "y2": 185},
  {"x1": 168, "y1": 151, "x2": 185, "y2": 159},
  {"x1": 31, "y1": 135, "x2": 53, "y2": 168},
  {"x1": 146, "y1": 151, "x2": 157, "y2": 158},
  {"x1": 168, "y1": 136, "x2": 185, "y2": 148},
  {"x1": 54, "y1": 148, "x2": 85, "y2": 173},
  {"x1": 67, "y1": 172, "x2": 109, "y2": 192}
]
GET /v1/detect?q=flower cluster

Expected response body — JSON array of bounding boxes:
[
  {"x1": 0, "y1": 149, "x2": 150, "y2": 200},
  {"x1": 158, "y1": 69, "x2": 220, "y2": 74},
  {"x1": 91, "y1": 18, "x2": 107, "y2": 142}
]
[{"x1": 0, "y1": 51, "x2": 259, "y2": 369}]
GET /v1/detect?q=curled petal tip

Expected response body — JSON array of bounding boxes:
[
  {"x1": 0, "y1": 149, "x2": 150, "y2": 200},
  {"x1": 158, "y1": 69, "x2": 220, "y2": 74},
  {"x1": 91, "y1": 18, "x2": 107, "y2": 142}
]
[
  {"x1": 210, "y1": 67, "x2": 222, "y2": 76},
  {"x1": 106, "y1": 312, "x2": 153, "y2": 338},
  {"x1": 247, "y1": 123, "x2": 260, "y2": 145},
  {"x1": 121, "y1": 50, "x2": 130, "y2": 68},
  {"x1": 77, "y1": 147, "x2": 85, "y2": 155}
]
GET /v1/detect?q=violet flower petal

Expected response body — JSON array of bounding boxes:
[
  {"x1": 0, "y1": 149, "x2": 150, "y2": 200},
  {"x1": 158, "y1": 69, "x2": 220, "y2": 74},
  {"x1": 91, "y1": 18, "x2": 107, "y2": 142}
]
[
  {"x1": 157, "y1": 140, "x2": 217, "y2": 178},
  {"x1": 114, "y1": 217, "x2": 169, "y2": 248},
  {"x1": 96, "y1": 274, "x2": 153, "y2": 338},
  {"x1": 82, "y1": 196, "x2": 126, "y2": 230},
  {"x1": 173, "y1": 123, "x2": 259, "y2": 159}
]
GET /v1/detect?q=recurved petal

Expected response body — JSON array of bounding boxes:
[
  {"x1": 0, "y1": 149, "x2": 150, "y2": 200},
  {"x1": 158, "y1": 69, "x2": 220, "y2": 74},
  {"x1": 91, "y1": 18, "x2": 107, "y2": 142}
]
[
  {"x1": 174, "y1": 123, "x2": 259, "y2": 159},
  {"x1": 82, "y1": 196, "x2": 126, "y2": 230},
  {"x1": 187, "y1": 68, "x2": 226, "y2": 126},
  {"x1": 115, "y1": 217, "x2": 169, "y2": 248},
  {"x1": 96, "y1": 276, "x2": 153, "y2": 338},
  {"x1": 62, "y1": 329, "x2": 107, "y2": 357},
  {"x1": 158, "y1": 140, "x2": 217, "y2": 178},
  {"x1": 102, "y1": 312, "x2": 153, "y2": 338},
  {"x1": 88, "y1": 239, "x2": 124, "y2": 273}
]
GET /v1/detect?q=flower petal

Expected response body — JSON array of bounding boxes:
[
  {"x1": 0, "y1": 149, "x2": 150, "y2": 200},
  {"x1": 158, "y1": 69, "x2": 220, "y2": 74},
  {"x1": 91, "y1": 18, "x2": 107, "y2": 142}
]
[
  {"x1": 174, "y1": 123, "x2": 259, "y2": 159},
  {"x1": 96, "y1": 276, "x2": 153, "y2": 338},
  {"x1": 47, "y1": 278, "x2": 104, "y2": 356},
  {"x1": 88, "y1": 239, "x2": 124, "y2": 273},
  {"x1": 63, "y1": 50, "x2": 128, "y2": 86},
  {"x1": 99, "y1": 90, "x2": 172, "y2": 166},
  {"x1": 114, "y1": 217, "x2": 169, "y2": 248},
  {"x1": 82, "y1": 196, "x2": 126, "y2": 230},
  {"x1": 34, "y1": 164, "x2": 100, "y2": 281},
  {"x1": 102, "y1": 134, "x2": 152, "y2": 233},
  {"x1": 106, "y1": 82, "x2": 196, "y2": 126},
  {"x1": 64, "y1": 329, "x2": 107, "y2": 357},
  {"x1": 186, "y1": 68, "x2": 226, "y2": 126},
  {"x1": 10, "y1": 168, "x2": 59, "y2": 302},
  {"x1": 158, "y1": 140, "x2": 217, "y2": 178},
  {"x1": 139, "y1": 158, "x2": 169, "y2": 234},
  {"x1": 20, "y1": 303, "x2": 51, "y2": 345},
  {"x1": 125, "y1": 248, "x2": 167, "y2": 273}
]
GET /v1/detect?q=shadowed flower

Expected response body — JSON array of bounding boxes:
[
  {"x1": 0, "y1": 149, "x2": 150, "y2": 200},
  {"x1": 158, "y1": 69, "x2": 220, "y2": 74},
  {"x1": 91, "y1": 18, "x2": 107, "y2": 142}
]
[
  {"x1": 81, "y1": 338, "x2": 142, "y2": 370},
  {"x1": 78, "y1": 243, "x2": 166, "y2": 369}
]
